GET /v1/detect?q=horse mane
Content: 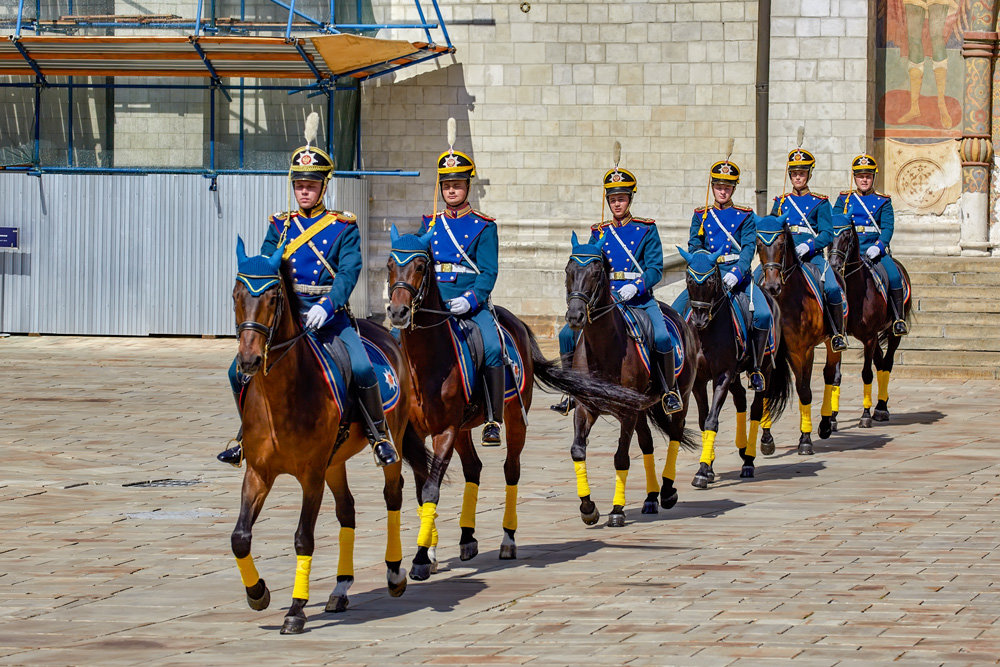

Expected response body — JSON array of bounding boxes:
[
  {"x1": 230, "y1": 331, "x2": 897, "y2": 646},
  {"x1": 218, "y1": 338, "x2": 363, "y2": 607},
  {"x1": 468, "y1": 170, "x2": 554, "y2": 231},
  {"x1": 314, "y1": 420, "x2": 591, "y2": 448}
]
[{"x1": 279, "y1": 260, "x2": 305, "y2": 316}]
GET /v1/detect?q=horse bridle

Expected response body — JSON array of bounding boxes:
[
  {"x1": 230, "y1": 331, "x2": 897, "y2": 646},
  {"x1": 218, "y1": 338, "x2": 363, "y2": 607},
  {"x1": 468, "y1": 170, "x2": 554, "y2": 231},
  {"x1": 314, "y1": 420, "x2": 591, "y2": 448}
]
[
  {"x1": 687, "y1": 265, "x2": 730, "y2": 323},
  {"x1": 389, "y1": 252, "x2": 452, "y2": 330},
  {"x1": 759, "y1": 229, "x2": 798, "y2": 285},
  {"x1": 566, "y1": 262, "x2": 618, "y2": 324},
  {"x1": 828, "y1": 229, "x2": 865, "y2": 280},
  {"x1": 235, "y1": 279, "x2": 308, "y2": 375}
]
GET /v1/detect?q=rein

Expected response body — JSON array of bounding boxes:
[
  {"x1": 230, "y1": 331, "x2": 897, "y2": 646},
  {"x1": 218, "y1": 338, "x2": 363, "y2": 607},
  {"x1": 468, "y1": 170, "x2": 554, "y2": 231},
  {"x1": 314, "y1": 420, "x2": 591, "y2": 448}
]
[
  {"x1": 389, "y1": 253, "x2": 453, "y2": 330},
  {"x1": 236, "y1": 280, "x2": 309, "y2": 375},
  {"x1": 566, "y1": 263, "x2": 619, "y2": 324}
]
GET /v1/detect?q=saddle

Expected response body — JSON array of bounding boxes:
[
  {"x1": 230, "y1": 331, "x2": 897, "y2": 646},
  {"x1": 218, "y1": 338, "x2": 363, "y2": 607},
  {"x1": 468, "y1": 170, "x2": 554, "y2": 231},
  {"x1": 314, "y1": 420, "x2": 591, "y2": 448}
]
[
  {"x1": 726, "y1": 288, "x2": 776, "y2": 362},
  {"x1": 303, "y1": 327, "x2": 401, "y2": 415},
  {"x1": 618, "y1": 304, "x2": 684, "y2": 378},
  {"x1": 447, "y1": 316, "x2": 526, "y2": 404}
]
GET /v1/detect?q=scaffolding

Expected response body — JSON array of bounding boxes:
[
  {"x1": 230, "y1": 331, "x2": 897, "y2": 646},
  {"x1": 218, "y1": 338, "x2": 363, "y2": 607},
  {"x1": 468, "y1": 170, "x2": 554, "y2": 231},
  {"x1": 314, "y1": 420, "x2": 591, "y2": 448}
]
[{"x1": 1, "y1": 0, "x2": 456, "y2": 183}]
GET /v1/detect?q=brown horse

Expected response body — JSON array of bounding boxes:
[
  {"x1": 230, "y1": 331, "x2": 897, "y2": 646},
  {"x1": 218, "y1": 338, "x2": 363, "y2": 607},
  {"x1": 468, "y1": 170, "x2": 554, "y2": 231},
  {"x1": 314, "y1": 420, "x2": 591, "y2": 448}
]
[
  {"x1": 827, "y1": 214, "x2": 912, "y2": 427},
  {"x1": 386, "y1": 228, "x2": 650, "y2": 580},
  {"x1": 230, "y1": 239, "x2": 426, "y2": 634},
  {"x1": 755, "y1": 213, "x2": 844, "y2": 455},
  {"x1": 563, "y1": 235, "x2": 699, "y2": 527}
]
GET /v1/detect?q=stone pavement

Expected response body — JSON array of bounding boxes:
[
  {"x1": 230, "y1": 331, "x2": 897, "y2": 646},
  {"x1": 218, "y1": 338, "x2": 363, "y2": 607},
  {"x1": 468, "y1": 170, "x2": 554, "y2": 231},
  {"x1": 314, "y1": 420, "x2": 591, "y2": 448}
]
[{"x1": 1, "y1": 335, "x2": 999, "y2": 666}]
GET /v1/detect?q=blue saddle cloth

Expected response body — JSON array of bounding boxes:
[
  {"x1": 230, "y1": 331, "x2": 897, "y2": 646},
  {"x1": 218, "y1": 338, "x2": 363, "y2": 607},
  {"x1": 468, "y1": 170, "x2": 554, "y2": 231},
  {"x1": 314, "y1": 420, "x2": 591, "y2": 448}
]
[
  {"x1": 728, "y1": 290, "x2": 777, "y2": 361},
  {"x1": 448, "y1": 319, "x2": 527, "y2": 403},
  {"x1": 618, "y1": 305, "x2": 684, "y2": 378},
  {"x1": 303, "y1": 333, "x2": 401, "y2": 414},
  {"x1": 866, "y1": 258, "x2": 911, "y2": 306}
]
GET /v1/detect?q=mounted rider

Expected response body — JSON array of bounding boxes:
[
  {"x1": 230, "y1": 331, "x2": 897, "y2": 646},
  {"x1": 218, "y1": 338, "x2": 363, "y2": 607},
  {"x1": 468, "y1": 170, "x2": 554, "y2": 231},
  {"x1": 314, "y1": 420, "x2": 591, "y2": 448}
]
[
  {"x1": 218, "y1": 118, "x2": 399, "y2": 468},
  {"x1": 833, "y1": 154, "x2": 908, "y2": 336},
  {"x1": 673, "y1": 155, "x2": 773, "y2": 392},
  {"x1": 417, "y1": 135, "x2": 505, "y2": 446},
  {"x1": 553, "y1": 154, "x2": 683, "y2": 416},
  {"x1": 768, "y1": 146, "x2": 849, "y2": 351}
]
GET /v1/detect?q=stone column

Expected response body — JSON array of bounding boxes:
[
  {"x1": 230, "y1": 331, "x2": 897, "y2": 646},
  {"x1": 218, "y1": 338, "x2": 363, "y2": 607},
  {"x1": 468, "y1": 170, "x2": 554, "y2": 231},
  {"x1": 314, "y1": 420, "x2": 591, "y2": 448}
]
[
  {"x1": 959, "y1": 2, "x2": 998, "y2": 255},
  {"x1": 993, "y1": 9, "x2": 1000, "y2": 252}
]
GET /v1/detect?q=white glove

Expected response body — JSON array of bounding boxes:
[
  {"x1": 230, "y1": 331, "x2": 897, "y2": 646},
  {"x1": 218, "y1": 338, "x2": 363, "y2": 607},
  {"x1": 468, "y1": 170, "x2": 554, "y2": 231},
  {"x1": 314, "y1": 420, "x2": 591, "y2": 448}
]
[
  {"x1": 304, "y1": 304, "x2": 328, "y2": 329},
  {"x1": 865, "y1": 245, "x2": 881, "y2": 260},
  {"x1": 722, "y1": 271, "x2": 739, "y2": 289},
  {"x1": 617, "y1": 283, "x2": 639, "y2": 302},
  {"x1": 795, "y1": 242, "x2": 810, "y2": 258},
  {"x1": 449, "y1": 297, "x2": 472, "y2": 315}
]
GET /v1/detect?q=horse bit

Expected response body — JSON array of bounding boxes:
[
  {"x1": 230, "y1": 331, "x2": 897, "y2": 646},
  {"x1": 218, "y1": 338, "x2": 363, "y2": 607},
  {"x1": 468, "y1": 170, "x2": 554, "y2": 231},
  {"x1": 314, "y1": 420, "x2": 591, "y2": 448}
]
[{"x1": 389, "y1": 252, "x2": 453, "y2": 330}]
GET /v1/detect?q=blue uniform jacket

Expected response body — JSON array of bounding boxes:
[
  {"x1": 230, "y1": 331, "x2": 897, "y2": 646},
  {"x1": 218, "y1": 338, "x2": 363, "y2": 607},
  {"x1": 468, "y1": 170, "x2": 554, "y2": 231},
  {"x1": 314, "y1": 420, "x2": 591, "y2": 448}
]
[
  {"x1": 769, "y1": 192, "x2": 833, "y2": 257},
  {"x1": 261, "y1": 206, "x2": 361, "y2": 318},
  {"x1": 833, "y1": 191, "x2": 895, "y2": 254},
  {"x1": 589, "y1": 214, "x2": 662, "y2": 305},
  {"x1": 418, "y1": 204, "x2": 499, "y2": 311},
  {"x1": 688, "y1": 204, "x2": 756, "y2": 283}
]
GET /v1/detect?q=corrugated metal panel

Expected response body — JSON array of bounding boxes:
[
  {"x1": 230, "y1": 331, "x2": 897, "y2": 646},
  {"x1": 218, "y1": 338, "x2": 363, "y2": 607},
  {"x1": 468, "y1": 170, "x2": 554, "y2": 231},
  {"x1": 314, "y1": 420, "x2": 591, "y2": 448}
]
[{"x1": 0, "y1": 173, "x2": 369, "y2": 336}]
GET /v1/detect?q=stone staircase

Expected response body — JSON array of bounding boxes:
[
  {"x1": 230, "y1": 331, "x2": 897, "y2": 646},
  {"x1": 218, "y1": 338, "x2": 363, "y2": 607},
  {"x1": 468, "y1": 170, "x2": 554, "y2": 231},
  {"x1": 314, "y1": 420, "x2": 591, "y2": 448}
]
[{"x1": 838, "y1": 256, "x2": 1000, "y2": 380}]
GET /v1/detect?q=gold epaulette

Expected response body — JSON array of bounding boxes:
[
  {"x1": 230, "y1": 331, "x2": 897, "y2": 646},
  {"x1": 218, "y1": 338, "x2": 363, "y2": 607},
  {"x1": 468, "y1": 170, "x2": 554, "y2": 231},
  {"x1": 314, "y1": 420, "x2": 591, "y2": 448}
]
[
  {"x1": 875, "y1": 191, "x2": 891, "y2": 199},
  {"x1": 694, "y1": 206, "x2": 708, "y2": 214},
  {"x1": 812, "y1": 192, "x2": 829, "y2": 200},
  {"x1": 733, "y1": 204, "x2": 754, "y2": 212},
  {"x1": 473, "y1": 209, "x2": 496, "y2": 222},
  {"x1": 839, "y1": 190, "x2": 853, "y2": 196},
  {"x1": 631, "y1": 216, "x2": 655, "y2": 224},
  {"x1": 271, "y1": 210, "x2": 293, "y2": 221},
  {"x1": 334, "y1": 210, "x2": 357, "y2": 223}
]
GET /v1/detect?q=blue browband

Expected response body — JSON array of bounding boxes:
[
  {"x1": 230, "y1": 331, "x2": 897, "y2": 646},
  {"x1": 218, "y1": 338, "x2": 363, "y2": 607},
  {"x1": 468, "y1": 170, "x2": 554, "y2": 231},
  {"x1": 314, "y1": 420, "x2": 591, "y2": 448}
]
[
  {"x1": 570, "y1": 252, "x2": 603, "y2": 266},
  {"x1": 390, "y1": 248, "x2": 430, "y2": 266},
  {"x1": 755, "y1": 214, "x2": 787, "y2": 247},
  {"x1": 237, "y1": 273, "x2": 280, "y2": 297}
]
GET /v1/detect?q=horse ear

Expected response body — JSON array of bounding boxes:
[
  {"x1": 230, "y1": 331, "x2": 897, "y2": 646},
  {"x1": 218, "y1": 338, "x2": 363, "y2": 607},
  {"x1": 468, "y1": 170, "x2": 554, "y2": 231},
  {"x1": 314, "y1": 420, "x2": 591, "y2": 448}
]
[
  {"x1": 236, "y1": 236, "x2": 248, "y2": 264},
  {"x1": 418, "y1": 227, "x2": 434, "y2": 247},
  {"x1": 710, "y1": 247, "x2": 725, "y2": 263},
  {"x1": 268, "y1": 242, "x2": 284, "y2": 272},
  {"x1": 571, "y1": 231, "x2": 580, "y2": 248},
  {"x1": 777, "y1": 212, "x2": 790, "y2": 226},
  {"x1": 676, "y1": 246, "x2": 693, "y2": 264},
  {"x1": 390, "y1": 224, "x2": 400, "y2": 243}
]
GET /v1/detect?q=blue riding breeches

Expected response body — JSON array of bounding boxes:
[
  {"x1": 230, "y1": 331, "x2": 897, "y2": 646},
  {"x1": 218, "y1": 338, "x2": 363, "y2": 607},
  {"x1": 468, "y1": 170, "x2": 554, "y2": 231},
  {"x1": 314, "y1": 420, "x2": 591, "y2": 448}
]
[
  {"x1": 558, "y1": 300, "x2": 671, "y2": 357},
  {"x1": 751, "y1": 255, "x2": 845, "y2": 307},
  {"x1": 464, "y1": 306, "x2": 503, "y2": 367},
  {"x1": 228, "y1": 309, "x2": 376, "y2": 394},
  {"x1": 874, "y1": 252, "x2": 903, "y2": 290},
  {"x1": 673, "y1": 282, "x2": 772, "y2": 331}
]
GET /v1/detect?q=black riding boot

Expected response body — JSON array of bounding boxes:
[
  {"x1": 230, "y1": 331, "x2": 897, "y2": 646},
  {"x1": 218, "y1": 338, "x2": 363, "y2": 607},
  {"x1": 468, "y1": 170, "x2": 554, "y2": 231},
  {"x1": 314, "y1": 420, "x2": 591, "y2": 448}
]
[
  {"x1": 748, "y1": 327, "x2": 769, "y2": 392},
  {"x1": 358, "y1": 382, "x2": 399, "y2": 467},
  {"x1": 482, "y1": 365, "x2": 505, "y2": 446},
  {"x1": 549, "y1": 353, "x2": 575, "y2": 415},
  {"x1": 217, "y1": 390, "x2": 244, "y2": 468},
  {"x1": 829, "y1": 300, "x2": 849, "y2": 351},
  {"x1": 657, "y1": 350, "x2": 682, "y2": 415},
  {"x1": 889, "y1": 287, "x2": 908, "y2": 335}
]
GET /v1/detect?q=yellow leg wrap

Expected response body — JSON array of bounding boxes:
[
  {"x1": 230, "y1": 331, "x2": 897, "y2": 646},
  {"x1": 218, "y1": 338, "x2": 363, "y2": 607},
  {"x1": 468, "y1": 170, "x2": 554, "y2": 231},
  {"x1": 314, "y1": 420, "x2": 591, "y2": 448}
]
[
  {"x1": 699, "y1": 430, "x2": 717, "y2": 465},
  {"x1": 459, "y1": 482, "x2": 479, "y2": 530},
  {"x1": 502, "y1": 485, "x2": 518, "y2": 532},
  {"x1": 863, "y1": 383, "x2": 873, "y2": 409},
  {"x1": 761, "y1": 399, "x2": 773, "y2": 429},
  {"x1": 235, "y1": 555, "x2": 260, "y2": 588},
  {"x1": 746, "y1": 420, "x2": 758, "y2": 457},
  {"x1": 292, "y1": 554, "x2": 312, "y2": 600},
  {"x1": 642, "y1": 453, "x2": 658, "y2": 494},
  {"x1": 337, "y1": 527, "x2": 354, "y2": 578},
  {"x1": 877, "y1": 370, "x2": 890, "y2": 402},
  {"x1": 821, "y1": 384, "x2": 834, "y2": 417},
  {"x1": 416, "y1": 502, "x2": 437, "y2": 548},
  {"x1": 573, "y1": 460, "x2": 591, "y2": 498},
  {"x1": 662, "y1": 440, "x2": 679, "y2": 482},
  {"x1": 735, "y1": 412, "x2": 747, "y2": 450},
  {"x1": 832, "y1": 384, "x2": 841, "y2": 413},
  {"x1": 799, "y1": 401, "x2": 812, "y2": 434},
  {"x1": 386, "y1": 510, "x2": 402, "y2": 563},
  {"x1": 613, "y1": 469, "x2": 628, "y2": 507}
]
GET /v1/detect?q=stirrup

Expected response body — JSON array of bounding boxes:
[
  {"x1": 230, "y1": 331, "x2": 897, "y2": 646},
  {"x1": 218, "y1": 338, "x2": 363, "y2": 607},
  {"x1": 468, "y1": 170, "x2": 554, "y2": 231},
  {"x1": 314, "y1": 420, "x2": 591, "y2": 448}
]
[
  {"x1": 892, "y1": 319, "x2": 909, "y2": 336},
  {"x1": 550, "y1": 395, "x2": 575, "y2": 416},
  {"x1": 749, "y1": 370, "x2": 766, "y2": 392},
  {"x1": 371, "y1": 438, "x2": 399, "y2": 467},
  {"x1": 217, "y1": 438, "x2": 243, "y2": 469},
  {"x1": 482, "y1": 421, "x2": 502, "y2": 447},
  {"x1": 661, "y1": 390, "x2": 683, "y2": 415},
  {"x1": 831, "y1": 333, "x2": 849, "y2": 351}
]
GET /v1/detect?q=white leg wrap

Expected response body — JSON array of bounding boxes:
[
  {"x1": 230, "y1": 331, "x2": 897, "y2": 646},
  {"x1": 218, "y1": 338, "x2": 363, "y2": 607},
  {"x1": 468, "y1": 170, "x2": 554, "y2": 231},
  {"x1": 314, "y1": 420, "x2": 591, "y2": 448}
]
[
  {"x1": 501, "y1": 532, "x2": 516, "y2": 550},
  {"x1": 332, "y1": 579, "x2": 353, "y2": 599},
  {"x1": 387, "y1": 567, "x2": 406, "y2": 586}
]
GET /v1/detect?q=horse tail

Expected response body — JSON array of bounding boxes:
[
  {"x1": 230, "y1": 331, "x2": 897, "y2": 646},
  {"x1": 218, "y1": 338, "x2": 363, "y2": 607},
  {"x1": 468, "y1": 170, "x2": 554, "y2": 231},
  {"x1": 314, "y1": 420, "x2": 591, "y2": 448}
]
[
  {"x1": 524, "y1": 325, "x2": 656, "y2": 420},
  {"x1": 763, "y1": 339, "x2": 792, "y2": 423},
  {"x1": 399, "y1": 422, "x2": 431, "y2": 476}
]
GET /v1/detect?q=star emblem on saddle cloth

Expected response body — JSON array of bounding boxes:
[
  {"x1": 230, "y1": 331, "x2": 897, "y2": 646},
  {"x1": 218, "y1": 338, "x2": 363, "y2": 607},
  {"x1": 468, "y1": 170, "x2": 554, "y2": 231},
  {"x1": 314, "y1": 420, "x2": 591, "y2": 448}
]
[
  {"x1": 383, "y1": 369, "x2": 397, "y2": 390},
  {"x1": 297, "y1": 150, "x2": 316, "y2": 166}
]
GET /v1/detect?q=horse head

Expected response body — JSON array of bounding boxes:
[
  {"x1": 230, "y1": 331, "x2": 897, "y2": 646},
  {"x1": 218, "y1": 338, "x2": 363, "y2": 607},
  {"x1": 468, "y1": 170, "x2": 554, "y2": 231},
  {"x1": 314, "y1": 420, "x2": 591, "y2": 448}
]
[
  {"x1": 827, "y1": 212, "x2": 856, "y2": 274},
  {"x1": 564, "y1": 230, "x2": 610, "y2": 330},
  {"x1": 755, "y1": 212, "x2": 791, "y2": 297},
  {"x1": 386, "y1": 225, "x2": 436, "y2": 329},
  {"x1": 233, "y1": 236, "x2": 286, "y2": 376},
  {"x1": 678, "y1": 246, "x2": 724, "y2": 330}
]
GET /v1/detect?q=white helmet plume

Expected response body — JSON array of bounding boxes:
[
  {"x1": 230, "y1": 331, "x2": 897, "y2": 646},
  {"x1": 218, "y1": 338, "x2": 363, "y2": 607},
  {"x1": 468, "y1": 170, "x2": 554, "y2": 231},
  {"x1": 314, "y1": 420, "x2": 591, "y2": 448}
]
[
  {"x1": 447, "y1": 117, "x2": 456, "y2": 152},
  {"x1": 725, "y1": 138, "x2": 735, "y2": 163},
  {"x1": 796, "y1": 126, "x2": 805, "y2": 148},
  {"x1": 612, "y1": 140, "x2": 622, "y2": 168},
  {"x1": 304, "y1": 112, "x2": 319, "y2": 148}
]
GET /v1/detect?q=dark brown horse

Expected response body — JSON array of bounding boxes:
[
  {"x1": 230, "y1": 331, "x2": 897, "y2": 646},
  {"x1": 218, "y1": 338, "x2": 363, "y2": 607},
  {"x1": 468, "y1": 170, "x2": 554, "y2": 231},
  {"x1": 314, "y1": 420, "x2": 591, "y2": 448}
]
[
  {"x1": 563, "y1": 235, "x2": 698, "y2": 527},
  {"x1": 386, "y1": 228, "x2": 650, "y2": 580},
  {"x1": 755, "y1": 213, "x2": 844, "y2": 455},
  {"x1": 230, "y1": 239, "x2": 425, "y2": 634},
  {"x1": 678, "y1": 247, "x2": 792, "y2": 487},
  {"x1": 827, "y1": 214, "x2": 912, "y2": 427}
]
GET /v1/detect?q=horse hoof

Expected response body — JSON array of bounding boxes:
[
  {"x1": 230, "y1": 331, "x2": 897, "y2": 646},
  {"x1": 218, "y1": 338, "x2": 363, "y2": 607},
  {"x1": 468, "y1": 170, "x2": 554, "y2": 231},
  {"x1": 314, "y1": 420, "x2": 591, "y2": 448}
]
[
  {"x1": 798, "y1": 442, "x2": 814, "y2": 455},
  {"x1": 279, "y1": 614, "x2": 306, "y2": 634},
  {"x1": 760, "y1": 433, "x2": 775, "y2": 456},
  {"x1": 409, "y1": 563, "x2": 431, "y2": 581},
  {"x1": 580, "y1": 504, "x2": 600, "y2": 526},
  {"x1": 607, "y1": 511, "x2": 626, "y2": 528},
  {"x1": 660, "y1": 489, "x2": 678, "y2": 510},
  {"x1": 324, "y1": 594, "x2": 349, "y2": 614},
  {"x1": 873, "y1": 409, "x2": 890, "y2": 422},
  {"x1": 691, "y1": 474, "x2": 709, "y2": 489},
  {"x1": 641, "y1": 499, "x2": 659, "y2": 514},
  {"x1": 830, "y1": 414, "x2": 839, "y2": 432},
  {"x1": 387, "y1": 573, "x2": 407, "y2": 598},
  {"x1": 459, "y1": 540, "x2": 479, "y2": 561},
  {"x1": 859, "y1": 417, "x2": 872, "y2": 429},
  {"x1": 246, "y1": 581, "x2": 270, "y2": 611},
  {"x1": 740, "y1": 465, "x2": 754, "y2": 478},
  {"x1": 818, "y1": 419, "x2": 832, "y2": 440},
  {"x1": 499, "y1": 544, "x2": 517, "y2": 560}
]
